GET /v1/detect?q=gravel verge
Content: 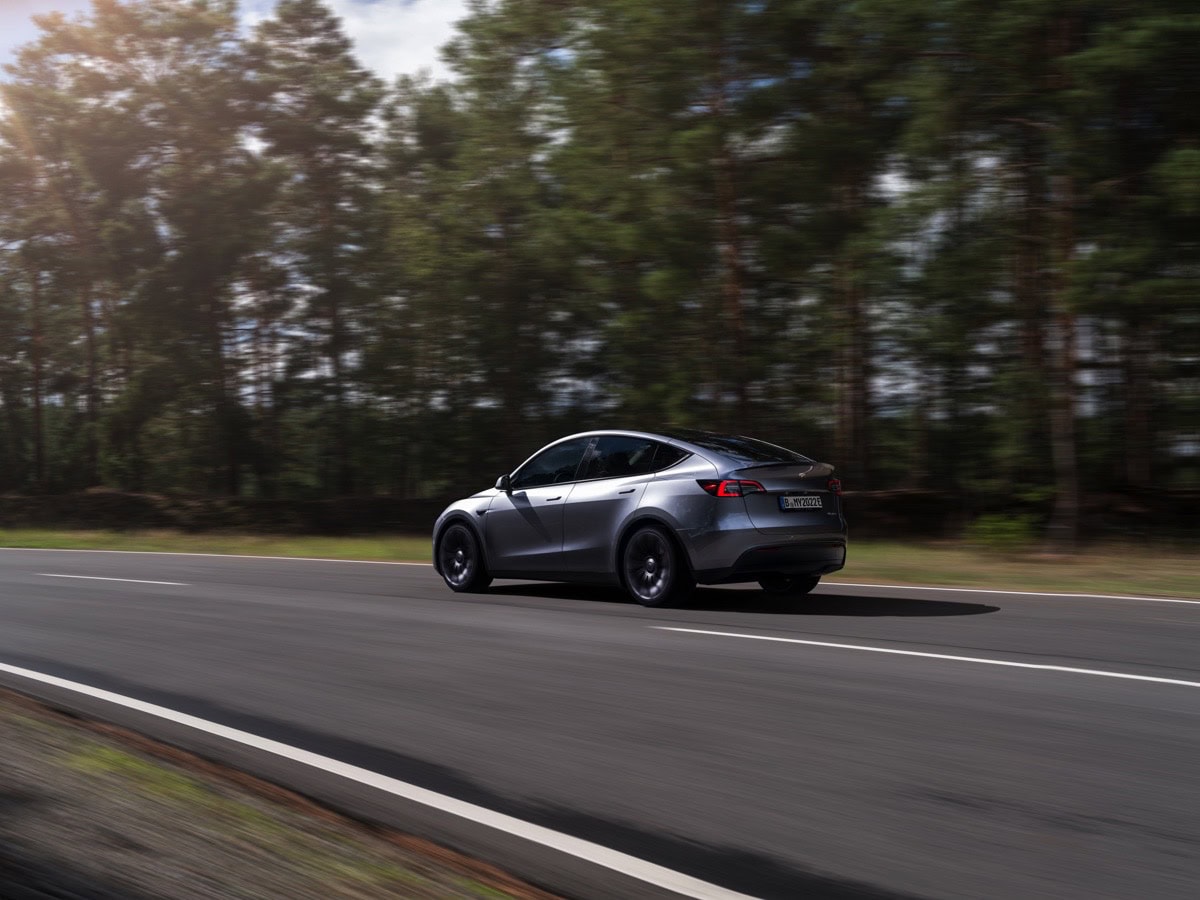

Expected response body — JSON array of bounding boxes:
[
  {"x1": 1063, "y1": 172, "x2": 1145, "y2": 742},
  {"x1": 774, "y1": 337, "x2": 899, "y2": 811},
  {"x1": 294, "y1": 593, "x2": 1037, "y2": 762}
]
[{"x1": 0, "y1": 689, "x2": 558, "y2": 900}]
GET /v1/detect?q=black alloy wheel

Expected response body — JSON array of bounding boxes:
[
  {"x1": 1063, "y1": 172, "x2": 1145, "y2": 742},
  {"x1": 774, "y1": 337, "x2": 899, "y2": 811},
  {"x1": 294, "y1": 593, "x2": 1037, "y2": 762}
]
[
  {"x1": 438, "y1": 523, "x2": 492, "y2": 593},
  {"x1": 758, "y1": 574, "x2": 821, "y2": 596},
  {"x1": 622, "y1": 526, "x2": 693, "y2": 607}
]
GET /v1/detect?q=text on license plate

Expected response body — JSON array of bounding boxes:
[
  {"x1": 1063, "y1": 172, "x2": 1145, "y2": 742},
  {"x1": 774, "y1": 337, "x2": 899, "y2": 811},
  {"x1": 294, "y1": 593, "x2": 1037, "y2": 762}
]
[{"x1": 780, "y1": 495, "x2": 823, "y2": 510}]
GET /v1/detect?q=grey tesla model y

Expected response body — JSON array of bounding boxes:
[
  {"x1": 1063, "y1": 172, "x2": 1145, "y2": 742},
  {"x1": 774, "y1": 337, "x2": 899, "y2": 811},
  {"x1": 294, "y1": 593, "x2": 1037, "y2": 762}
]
[{"x1": 432, "y1": 429, "x2": 847, "y2": 606}]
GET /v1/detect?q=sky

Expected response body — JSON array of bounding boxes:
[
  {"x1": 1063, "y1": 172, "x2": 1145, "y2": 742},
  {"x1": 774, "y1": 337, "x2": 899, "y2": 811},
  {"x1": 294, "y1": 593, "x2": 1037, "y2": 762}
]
[{"x1": 0, "y1": 0, "x2": 468, "y2": 81}]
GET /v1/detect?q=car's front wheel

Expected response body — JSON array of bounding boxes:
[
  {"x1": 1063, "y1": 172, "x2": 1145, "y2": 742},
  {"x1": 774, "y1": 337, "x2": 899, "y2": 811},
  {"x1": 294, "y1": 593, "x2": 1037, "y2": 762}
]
[
  {"x1": 621, "y1": 525, "x2": 694, "y2": 607},
  {"x1": 437, "y1": 523, "x2": 493, "y2": 593},
  {"x1": 758, "y1": 575, "x2": 821, "y2": 596}
]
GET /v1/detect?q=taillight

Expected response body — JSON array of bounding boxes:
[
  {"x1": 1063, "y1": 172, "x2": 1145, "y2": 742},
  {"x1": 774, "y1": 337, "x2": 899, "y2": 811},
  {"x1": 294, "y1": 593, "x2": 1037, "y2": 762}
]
[
  {"x1": 697, "y1": 479, "x2": 765, "y2": 497},
  {"x1": 828, "y1": 478, "x2": 843, "y2": 496}
]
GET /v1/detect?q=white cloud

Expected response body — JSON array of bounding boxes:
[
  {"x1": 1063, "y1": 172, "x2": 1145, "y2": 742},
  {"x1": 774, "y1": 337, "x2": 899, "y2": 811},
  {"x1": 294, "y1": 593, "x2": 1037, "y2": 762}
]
[
  {"x1": 1, "y1": 1, "x2": 467, "y2": 84},
  {"x1": 296, "y1": 0, "x2": 468, "y2": 83},
  {"x1": 0, "y1": 0, "x2": 91, "y2": 23},
  {"x1": 240, "y1": 0, "x2": 278, "y2": 31},
  {"x1": 0, "y1": 0, "x2": 93, "y2": 71}
]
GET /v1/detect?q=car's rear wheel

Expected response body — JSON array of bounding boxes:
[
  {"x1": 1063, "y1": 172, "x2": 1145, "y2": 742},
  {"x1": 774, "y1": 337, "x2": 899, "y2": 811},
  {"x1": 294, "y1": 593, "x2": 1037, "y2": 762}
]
[
  {"x1": 758, "y1": 575, "x2": 821, "y2": 596},
  {"x1": 438, "y1": 523, "x2": 492, "y2": 593},
  {"x1": 621, "y1": 525, "x2": 694, "y2": 607}
]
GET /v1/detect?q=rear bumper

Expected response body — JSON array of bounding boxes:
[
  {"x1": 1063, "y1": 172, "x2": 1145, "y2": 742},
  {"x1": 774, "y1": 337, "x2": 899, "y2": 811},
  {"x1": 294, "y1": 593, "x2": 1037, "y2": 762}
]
[{"x1": 693, "y1": 539, "x2": 847, "y2": 585}]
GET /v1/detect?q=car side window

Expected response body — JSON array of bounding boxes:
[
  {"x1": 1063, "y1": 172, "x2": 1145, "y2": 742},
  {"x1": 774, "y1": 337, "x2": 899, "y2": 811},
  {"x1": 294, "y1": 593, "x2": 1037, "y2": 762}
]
[
  {"x1": 579, "y1": 436, "x2": 658, "y2": 480},
  {"x1": 649, "y1": 442, "x2": 690, "y2": 471},
  {"x1": 510, "y1": 438, "x2": 593, "y2": 490}
]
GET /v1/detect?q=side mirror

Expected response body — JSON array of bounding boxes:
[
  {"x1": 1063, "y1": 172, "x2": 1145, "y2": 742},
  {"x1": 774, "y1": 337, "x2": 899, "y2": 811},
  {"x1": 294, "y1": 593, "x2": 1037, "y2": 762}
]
[{"x1": 495, "y1": 474, "x2": 511, "y2": 492}]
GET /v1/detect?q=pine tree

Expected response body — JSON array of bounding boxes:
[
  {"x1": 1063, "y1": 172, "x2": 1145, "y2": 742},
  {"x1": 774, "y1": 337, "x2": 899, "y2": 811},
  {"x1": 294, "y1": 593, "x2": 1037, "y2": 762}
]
[{"x1": 249, "y1": 0, "x2": 383, "y2": 495}]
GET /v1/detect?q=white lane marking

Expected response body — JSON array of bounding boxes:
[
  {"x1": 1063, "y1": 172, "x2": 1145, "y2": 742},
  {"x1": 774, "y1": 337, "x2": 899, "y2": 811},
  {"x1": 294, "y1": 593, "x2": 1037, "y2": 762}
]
[
  {"x1": 39, "y1": 573, "x2": 188, "y2": 587},
  {"x1": 822, "y1": 581, "x2": 1200, "y2": 605},
  {"x1": 655, "y1": 627, "x2": 1200, "y2": 690},
  {"x1": 0, "y1": 663, "x2": 752, "y2": 900},
  {"x1": 1, "y1": 547, "x2": 430, "y2": 566},
  {"x1": 2, "y1": 548, "x2": 1193, "y2": 604}
]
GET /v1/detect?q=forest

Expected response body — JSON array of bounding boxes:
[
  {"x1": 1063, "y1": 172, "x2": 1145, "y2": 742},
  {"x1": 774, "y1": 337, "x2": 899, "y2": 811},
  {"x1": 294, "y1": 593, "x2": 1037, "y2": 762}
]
[{"x1": 0, "y1": 0, "x2": 1195, "y2": 544}]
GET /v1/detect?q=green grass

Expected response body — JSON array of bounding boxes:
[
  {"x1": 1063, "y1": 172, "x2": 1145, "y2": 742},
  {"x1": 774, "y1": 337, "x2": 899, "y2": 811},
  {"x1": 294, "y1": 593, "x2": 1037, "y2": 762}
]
[
  {"x1": 0, "y1": 528, "x2": 431, "y2": 562},
  {"x1": 62, "y1": 739, "x2": 492, "y2": 894},
  {"x1": 2, "y1": 528, "x2": 1195, "y2": 598},
  {"x1": 70, "y1": 744, "x2": 221, "y2": 807},
  {"x1": 829, "y1": 541, "x2": 1197, "y2": 599}
]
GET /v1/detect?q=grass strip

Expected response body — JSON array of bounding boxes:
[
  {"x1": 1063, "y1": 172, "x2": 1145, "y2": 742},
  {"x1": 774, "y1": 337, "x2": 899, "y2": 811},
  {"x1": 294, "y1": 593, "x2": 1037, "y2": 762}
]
[
  {"x1": 826, "y1": 541, "x2": 1198, "y2": 599},
  {"x1": 0, "y1": 528, "x2": 431, "y2": 562}
]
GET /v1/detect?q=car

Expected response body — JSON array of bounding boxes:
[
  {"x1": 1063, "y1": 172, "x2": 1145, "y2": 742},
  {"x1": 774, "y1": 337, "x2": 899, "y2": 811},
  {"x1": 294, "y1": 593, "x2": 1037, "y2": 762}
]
[{"x1": 432, "y1": 429, "x2": 847, "y2": 607}]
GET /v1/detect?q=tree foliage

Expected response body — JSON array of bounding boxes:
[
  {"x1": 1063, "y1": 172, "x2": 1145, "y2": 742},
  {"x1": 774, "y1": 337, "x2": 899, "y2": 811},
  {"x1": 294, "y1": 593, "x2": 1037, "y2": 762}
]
[{"x1": 0, "y1": 0, "x2": 1195, "y2": 541}]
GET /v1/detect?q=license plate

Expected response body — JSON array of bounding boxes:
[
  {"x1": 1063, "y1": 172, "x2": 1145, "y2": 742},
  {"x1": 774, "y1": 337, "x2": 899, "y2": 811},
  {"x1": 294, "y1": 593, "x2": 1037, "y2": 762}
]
[{"x1": 780, "y1": 495, "x2": 822, "y2": 510}]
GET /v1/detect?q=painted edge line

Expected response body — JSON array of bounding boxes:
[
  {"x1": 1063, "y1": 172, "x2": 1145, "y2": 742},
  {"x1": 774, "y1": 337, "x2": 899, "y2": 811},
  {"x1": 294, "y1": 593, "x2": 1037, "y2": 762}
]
[
  {"x1": 654, "y1": 627, "x2": 1200, "y2": 690},
  {"x1": 39, "y1": 573, "x2": 188, "y2": 586},
  {"x1": 821, "y1": 581, "x2": 1199, "y2": 605},
  {"x1": 0, "y1": 661, "x2": 752, "y2": 900},
  {"x1": 0, "y1": 547, "x2": 431, "y2": 566}
]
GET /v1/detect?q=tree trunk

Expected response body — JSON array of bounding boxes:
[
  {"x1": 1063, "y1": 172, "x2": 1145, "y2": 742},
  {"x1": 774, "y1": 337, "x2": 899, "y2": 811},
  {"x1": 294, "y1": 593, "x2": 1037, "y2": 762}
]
[
  {"x1": 79, "y1": 283, "x2": 99, "y2": 485},
  {"x1": 835, "y1": 244, "x2": 870, "y2": 488},
  {"x1": 710, "y1": 12, "x2": 747, "y2": 429},
  {"x1": 321, "y1": 191, "x2": 353, "y2": 497},
  {"x1": 1123, "y1": 318, "x2": 1152, "y2": 489},
  {"x1": 1044, "y1": 16, "x2": 1080, "y2": 549},
  {"x1": 496, "y1": 212, "x2": 527, "y2": 467},
  {"x1": 715, "y1": 146, "x2": 748, "y2": 428},
  {"x1": 221, "y1": 390, "x2": 240, "y2": 497},
  {"x1": 1046, "y1": 313, "x2": 1079, "y2": 546},
  {"x1": 30, "y1": 273, "x2": 45, "y2": 489},
  {"x1": 330, "y1": 297, "x2": 353, "y2": 496},
  {"x1": 0, "y1": 379, "x2": 26, "y2": 491},
  {"x1": 911, "y1": 375, "x2": 931, "y2": 489},
  {"x1": 1015, "y1": 134, "x2": 1046, "y2": 387},
  {"x1": 59, "y1": 192, "x2": 101, "y2": 486},
  {"x1": 206, "y1": 291, "x2": 239, "y2": 496},
  {"x1": 1046, "y1": 172, "x2": 1079, "y2": 548}
]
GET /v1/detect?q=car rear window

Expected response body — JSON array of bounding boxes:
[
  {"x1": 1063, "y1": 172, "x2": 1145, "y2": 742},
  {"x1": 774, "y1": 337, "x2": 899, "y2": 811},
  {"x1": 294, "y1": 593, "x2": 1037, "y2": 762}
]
[{"x1": 667, "y1": 432, "x2": 811, "y2": 465}]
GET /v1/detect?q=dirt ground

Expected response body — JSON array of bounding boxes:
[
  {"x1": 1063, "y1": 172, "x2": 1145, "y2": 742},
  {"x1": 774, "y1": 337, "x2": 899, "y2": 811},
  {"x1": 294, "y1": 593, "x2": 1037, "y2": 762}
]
[{"x1": 0, "y1": 690, "x2": 557, "y2": 900}]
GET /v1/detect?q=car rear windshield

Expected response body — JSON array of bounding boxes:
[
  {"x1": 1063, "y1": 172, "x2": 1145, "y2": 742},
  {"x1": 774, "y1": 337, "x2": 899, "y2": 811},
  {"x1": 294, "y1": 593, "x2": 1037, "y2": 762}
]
[{"x1": 666, "y1": 431, "x2": 811, "y2": 465}]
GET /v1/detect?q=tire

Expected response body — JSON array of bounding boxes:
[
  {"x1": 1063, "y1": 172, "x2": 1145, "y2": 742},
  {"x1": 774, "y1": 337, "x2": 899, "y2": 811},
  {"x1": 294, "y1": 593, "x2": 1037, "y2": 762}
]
[
  {"x1": 437, "y1": 523, "x2": 493, "y2": 593},
  {"x1": 758, "y1": 575, "x2": 820, "y2": 596},
  {"x1": 621, "y1": 525, "x2": 694, "y2": 607}
]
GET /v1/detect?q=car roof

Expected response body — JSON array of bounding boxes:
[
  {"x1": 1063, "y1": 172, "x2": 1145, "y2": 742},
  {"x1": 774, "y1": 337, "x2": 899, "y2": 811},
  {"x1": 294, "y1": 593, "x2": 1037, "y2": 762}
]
[
  {"x1": 548, "y1": 428, "x2": 698, "y2": 445},
  {"x1": 548, "y1": 428, "x2": 803, "y2": 457},
  {"x1": 516, "y1": 429, "x2": 813, "y2": 474},
  {"x1": 538, "y1": 429, "x2": 668, "y2": 447}
]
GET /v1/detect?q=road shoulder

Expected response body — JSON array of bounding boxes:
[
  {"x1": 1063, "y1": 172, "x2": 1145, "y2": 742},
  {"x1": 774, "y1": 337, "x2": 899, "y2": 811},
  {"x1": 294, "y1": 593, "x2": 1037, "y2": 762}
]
[{"x1": 0, "y1": 688, "x2": 555, "y2": 900}]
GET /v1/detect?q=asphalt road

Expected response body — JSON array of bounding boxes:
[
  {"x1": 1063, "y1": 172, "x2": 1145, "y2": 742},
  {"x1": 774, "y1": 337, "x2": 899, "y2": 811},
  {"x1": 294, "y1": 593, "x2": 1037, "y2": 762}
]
[{"x1": 1, "y1": 548, "x2": 1198, "y2": 899}]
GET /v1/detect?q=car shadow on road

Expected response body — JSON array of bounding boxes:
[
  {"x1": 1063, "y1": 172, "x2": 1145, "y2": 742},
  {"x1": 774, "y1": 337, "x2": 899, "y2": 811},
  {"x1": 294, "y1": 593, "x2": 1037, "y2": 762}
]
[{"x1": 487, "y1": 583, "x2": 1000, "y2": 617}]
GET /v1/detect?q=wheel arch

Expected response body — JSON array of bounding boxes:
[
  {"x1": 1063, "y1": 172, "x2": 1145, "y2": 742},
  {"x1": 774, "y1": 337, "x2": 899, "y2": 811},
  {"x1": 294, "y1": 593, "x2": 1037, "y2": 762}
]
[
  {"x1": 433, "y1": 514, "x2": 490, "y2": 575},
  {"x1": 612, "y1": 514, "x2": 693, "y2": 582}
]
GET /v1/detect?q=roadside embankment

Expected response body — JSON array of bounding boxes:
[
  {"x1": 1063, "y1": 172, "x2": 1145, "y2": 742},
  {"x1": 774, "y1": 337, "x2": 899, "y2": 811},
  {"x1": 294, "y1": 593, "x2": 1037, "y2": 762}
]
[{"x1": 0, "y1": 689, "x2": 554, "y2": 900}]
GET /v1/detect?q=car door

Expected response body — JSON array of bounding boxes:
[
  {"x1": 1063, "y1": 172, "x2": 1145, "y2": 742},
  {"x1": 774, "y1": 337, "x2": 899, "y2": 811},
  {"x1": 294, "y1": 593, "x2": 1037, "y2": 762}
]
[
  {"x1": 560, "y1": 435, "x2": 659, "y2": 574},
  {"x1": 485, "y1": 437, "x2": 593, "y2": 574}
]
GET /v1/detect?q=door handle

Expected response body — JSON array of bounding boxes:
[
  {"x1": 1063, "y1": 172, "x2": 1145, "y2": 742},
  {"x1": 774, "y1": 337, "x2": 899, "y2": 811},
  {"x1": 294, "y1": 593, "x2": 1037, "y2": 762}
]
[
  {"x1": 545, "y1": 496, "x2": 562, "y2": 502},
  {"x1": 618, "y1": 488, "x2": 635, "y2": 494}
]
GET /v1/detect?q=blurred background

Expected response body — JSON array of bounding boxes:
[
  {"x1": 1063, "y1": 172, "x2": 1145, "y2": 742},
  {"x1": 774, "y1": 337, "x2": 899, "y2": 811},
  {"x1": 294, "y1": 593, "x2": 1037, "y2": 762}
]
[{"x1": 0, "y1": 0, "x2": 1195, "y2": 545}]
